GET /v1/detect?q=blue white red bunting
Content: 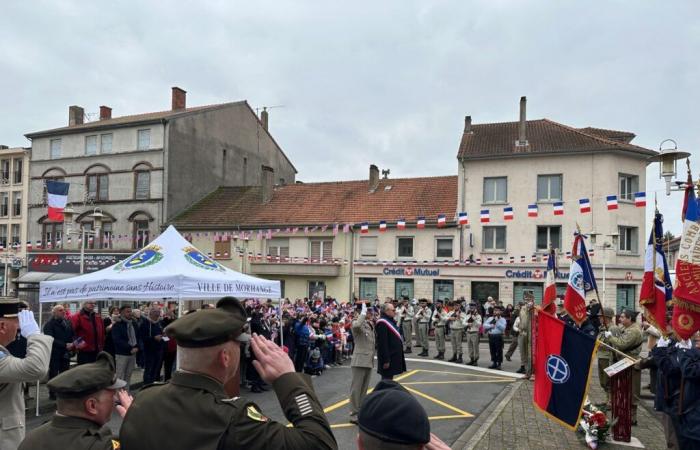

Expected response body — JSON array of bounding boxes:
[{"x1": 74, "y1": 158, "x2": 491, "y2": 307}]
[
  {"x1": 579, "y1": 198, "x2": 591, "y2": 214},
  {"x1": 480, "y1": 210, "x2": 490, "y2": 223},
  {"x1": 634, "y1": 192, "x2": 646, "y2": 207},
  {"x1": 503, "y1": 207, "x2": 513, "y2": 221},
  {"x1": 553, "y1": 202, "x2": 564, "y2": 216}
]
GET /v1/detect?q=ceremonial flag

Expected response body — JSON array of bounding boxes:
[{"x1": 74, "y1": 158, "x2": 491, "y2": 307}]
[
  {"x1": 360, "y1": 222, "x2": 369, "y2": 234},
  {"x1": 542, "y1": 248, "x2": 558, "y2": 314},
  {"x1": 397, "y1": 219, "x2": 406, "y2": 230},
  {"x1": 528, "y1": 204, "x2": 538, "y2": 217},
  {"x1": 480, "y1": 210, "x2": 490, "y2": 223},
  {"x1": 437, "y1": 214, "x2": 446, "y2": 227},
  {"x1": 564, "y1": 233, "x2": 597, "y2": 325},
  {"x1": 46, "y1": 180, "x2": 69, "y2": 222},
  {"x1": 553, "y1": 202, "x2": 564, "y2": 216},
  {"x1": 640, "y1": 211, "x2": 672, "y2": 332},
  {"x1": 417, "y1": 217, "x2": 426, "y2": 229},
  {"x1": 379, "y1": 221, "x2": 387, "y2": 232},
  {"x1": 533, "y1": 311, "x2": 599, "y2": 429},
  {"x1": 579, "y1": 198, "x2": 591, "y2": 214},
  {"x1": 606, "y1": 195, "x2": 618, "y2": 210},
  {"x1": 458, "y1": 212, "x2": 468, "y2": 225},
  {"x1": 503, "y1": 207, "x2": 514, "y2": 221},
  {"x1": 633, "y1": 192, "x2": 646, "y2": 207}
]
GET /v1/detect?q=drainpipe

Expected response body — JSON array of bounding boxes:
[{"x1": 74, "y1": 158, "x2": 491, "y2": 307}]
[
  {"x1": 459, "y1": 158, "x2": 467, "y2": 262},
  {"x1": 348, "y1": 227, "x2": 355, "y2": 301}
]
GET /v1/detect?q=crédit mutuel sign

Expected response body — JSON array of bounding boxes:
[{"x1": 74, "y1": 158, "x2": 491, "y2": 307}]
[
  {"x1": 382, "y1": 267, "x2": 440, "y2": 276},
  {"x1": 505, "y1": 269, "x2": 569, "y2": 280}
]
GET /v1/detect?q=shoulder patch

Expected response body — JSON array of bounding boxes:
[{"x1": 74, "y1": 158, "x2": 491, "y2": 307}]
[
  {"x1": 111, "y1": 439, "x2": 121, "y2": 449},
  {"x1": 246, "y1": 404, "x2": 269, "y2": 422}
]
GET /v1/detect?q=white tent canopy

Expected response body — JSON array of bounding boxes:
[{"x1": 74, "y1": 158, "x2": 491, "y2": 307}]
[{"x1": 39, "y1": 225, "x2": 281, "y2": 303}]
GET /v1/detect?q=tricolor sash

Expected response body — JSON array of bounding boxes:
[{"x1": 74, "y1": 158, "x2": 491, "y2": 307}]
[{"x1": 376, "y1": 318, "x2": 403, "y2": 342}]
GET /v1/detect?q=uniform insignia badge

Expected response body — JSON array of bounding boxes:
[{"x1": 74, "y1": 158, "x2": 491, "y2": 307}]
[
  {"x1": 246, "y1": 405, "x2": 269, "y2": 422},
  {"x1": 111, "y1": 439, "x2": 121, "y2": 449}
]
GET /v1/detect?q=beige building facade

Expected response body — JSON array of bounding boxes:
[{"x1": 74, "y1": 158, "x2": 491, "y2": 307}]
[{"x1": 0, "y1": 146, "x2": 30, "y2": 294}]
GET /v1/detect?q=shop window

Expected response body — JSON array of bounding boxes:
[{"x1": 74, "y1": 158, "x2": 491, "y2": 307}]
[
  {"x1": 309, "y1": 281, "x2": 326, "y2": 301},
  {"x1": 471, "y1": 281, "x2": 499, "y2": 305},
  {"x1": 433, "y1": 280, "x2": 454, "y2": 302},
  {"x1": 395, "y1": 279, "x2": 414, "y2": 300},
  {"x1": 359, "y1": 278, "x2": 378, "y2": 301}
]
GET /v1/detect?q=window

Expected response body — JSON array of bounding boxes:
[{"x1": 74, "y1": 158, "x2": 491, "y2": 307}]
[
  {"x1": 100, "y1": 134, "x2": 113, "y2": 153},
  {"x1": 12, "y1": 192, "x2": 21, "y2": 217},
  {"x1": 267, "y1": 238, "x2": 289, "y2": 259},
  {"x1": 134, "y1": 170, "x2": 150, "y2": 200},
  {"x1": 309, "y1": 281, "x2": 326, "y2": 300},
  {"x1": 436, "y1": 237, "x2": 453, "y2": 258},
  {"x1": 310, "y1": 240, "x2": 333, "y2": 262},
  {"x1": 85, "y1": 135, "x2": 97, "y2": 155},
  {"x1": 86, "y1": 174, "x2": 109, "y2": 201},
  {"x1": 50, "y1": 139, "x2": 62, "y2": 159},
  {"x1": 619, "y1": 174, "x2": 639, "y2": 201},
  {"x1": 11, "y1": 224, "x2": 20, "y2": 248},
  {"x1": 397, "y1": 237, "x2": 414, "y2": 258},
  {"x1": 616, "y1": 285, "x2": 636, "y2": 313},
  {"x1": 134, "y1": 220, "x2": 150, "y2": 249},
  {"x1": 359, "y1": 278, "x2": 378, "y2": 301},
  {"x1": 537, "y1": 174, "x2": 562, "y2": 201},
  {"x1": 433, "y1": 280, "x2": 454, "y2": 302},
  {"x1": 359, "y1": 236, "x2": 377, "y2": 258},
  {"x1": 0, "y1": 225, "x2": 6, "y2": 249},
  {"x1": 483, "y1": 177, "x2": 507, "y2": 204},
  {"x1": 395, "y1": 279, "x2": 414, "y2": 300},
  {"x1": 619, "y1": 226, "x2": 639, "y2": 253},
  {"x1": 483, "y1": 226, "x2": 506, "y2": 251},
  {"x1": 101, "y1": 222, "x2": 113, "y2": 249},
  {"x1": 41, "y1": 222, "x2": 62, "y2": 248},
  {"x1": 137, "y1": 129, "x2": 151, "y2": 150},
  {"x1": 214, "y1": 239, "x2": 231, "y2": 260},
  {"x1": 12, "y1": 158, "x2": 22, "y2": 184},
  {"x1": 0, "y1": 160, "x2": 9, "y2": 182},
  {"x1": 536, "y1": 226, "x2": 562, "y2": 251},
  {"x1": 0, "y1": 193, "x2": 8, "y2": 217}
]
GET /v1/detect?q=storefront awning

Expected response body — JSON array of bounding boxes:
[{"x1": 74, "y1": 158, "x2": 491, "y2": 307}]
[{"x1": 15, "y1": 272, "x2": 78, "y2": 284}]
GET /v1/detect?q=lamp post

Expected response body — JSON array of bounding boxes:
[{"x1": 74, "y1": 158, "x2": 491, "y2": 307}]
[
  {"x1": 62, "y1": 206, "x2": 104, "y2": 274},
  {"x1": 648, "y1": 139, "x2": 691, "y2": 195},
  {"x1": 589, "y1": 231, "x2": 619, "y2": 306}
]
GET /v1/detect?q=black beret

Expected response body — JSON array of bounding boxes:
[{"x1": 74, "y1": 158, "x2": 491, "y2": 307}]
[
  {"x1": 358, "y1": 380, "x2": 430, "y2": 445},
  {"x1": 0, "y1": 298, "x2": 28, "y2": 318},
  {"x1": 48, "y1": 352, "x2": 126, "y2": 398},
  {"x1": 165, "y1": 297, "x2": 247, "y2": 348}
]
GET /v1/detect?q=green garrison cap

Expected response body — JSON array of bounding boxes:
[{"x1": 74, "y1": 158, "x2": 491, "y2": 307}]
[
  {"x1": 48, "y1": 352, "x2": 126, "y2": 398},
  {"x1": 164, "y1": 297, "x2": 247, "y2": 348},
  {"x1": 0, "y1": 298, "x2": 28, "y2": 318}
]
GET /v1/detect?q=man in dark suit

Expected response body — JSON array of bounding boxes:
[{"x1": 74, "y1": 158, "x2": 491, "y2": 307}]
[{"x1": 375, "y1": 302, "x2": 406, "y2": 381}]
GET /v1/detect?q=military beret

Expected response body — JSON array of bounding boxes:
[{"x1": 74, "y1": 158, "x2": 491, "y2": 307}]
[
  {"x1": 358, "y1": 380, "x2": 430, "y2": 445},
  {"x1": 0, "y1": 298, "x2": 28, "y2": 318},
  {"x1": 165, "y1": 296, "x2": 247, "y2": 348},
  {"x1": 48, "y1": 352, "x2": 126, "y2": 398}
]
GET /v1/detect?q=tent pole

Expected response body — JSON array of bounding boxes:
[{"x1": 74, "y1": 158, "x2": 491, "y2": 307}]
[{"x1": 279, "y1": 298, "x2": 283, "y2": 348}]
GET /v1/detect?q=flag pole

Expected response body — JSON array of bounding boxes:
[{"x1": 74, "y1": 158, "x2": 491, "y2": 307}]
[
  {"x1": 576, "y1": 223, "x2": 606, "y2": 327},
  {"x1": 596, "y1": 339, "x2": 640, "y2": 363}
]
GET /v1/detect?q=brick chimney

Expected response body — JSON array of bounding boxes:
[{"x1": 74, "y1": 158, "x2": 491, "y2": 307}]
[
  {"x1": 69, "y1": 105, "x2": 84, "y2": 126},
  {"x1": 464, "y1": 115, "x2": 472, "y2": 133},
  {"x1": 517, "y1": 96, "x2": 528, "y2": 147},
  {"x1": 261, "y1": 165, "x2": 274, "y2": 204},
  {"x1": 171, "y1": 87, "x2": 187, "y2": 110},
  {"x1": 369, "y1": 164, "x2": 380, "y2": 192},
  {"x1": 99, "y1": 106, "x2": 112, "y2": 120},
  {"x1": 261, "y1": 107, "x2": 269, "y2": 131}
]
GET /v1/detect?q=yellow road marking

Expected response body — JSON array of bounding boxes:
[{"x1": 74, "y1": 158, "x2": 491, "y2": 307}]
[
  {"x1": 415, "y1": 369, "x2": 509, "y2": 379},
  {"x1": 330, "y1": 414, "x2": 469, "y2": 429},
  {"x1": 401, "y1": 379, "x2": 512, "y2": 385},
  {"x1": 403, "y1": 386, "x2": 473, "y2": 417},
  {"x1": 322, "y1": 369, "x2": 420, "y2": 414},
  {"x1": 394, "y1": 369, "x2": 420, "y2": 382}
]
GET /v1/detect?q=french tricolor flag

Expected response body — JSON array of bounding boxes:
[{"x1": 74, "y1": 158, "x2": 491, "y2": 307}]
[
  {"x1": 397, "y1": 218, "x2": 406, "y2": 230},
  {"x1": 458, "y1": 212, "x2": 468, "y2": 225},
  {"x1": 635, "y1": 192, "x2": 646, "y2": 207},
  {"x1": 437, "y1": 214, "x2": 446, "y2": 227},
  {"x1": 528, "y1": 204, "x2": 538, "y2": 217},
  {"x1": 553, "y1": 202, "x2": 564, "y2": 216},
  {"x1": 379, "y1": 221, "x2": 387, "y2": 232},
  {"x1": 503, "y1": 207, "x2": 513, "y2": 221},
  {"x1": 46, "y1": 180, "x2": 69, "y2": 222},
  {"x1": 360, "y1": 222, "x2": 369, "y2": 234},
  {"x1": 579, "y1": 198, "x2": 591, "y2": 214},
  {"x1": 606, "y1": 195, "x2": 618, "y2": 210},
  {"x1": 417, "y1": 216, "x2": 426, "y2": 229},
  {"x1": 480, "y1": 210, "x2": 490, "y2": 223}
]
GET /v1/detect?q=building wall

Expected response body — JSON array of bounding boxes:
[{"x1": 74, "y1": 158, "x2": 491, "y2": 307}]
[{"x1": 0, "y1": 147, "x2": 30, "y2": 292}]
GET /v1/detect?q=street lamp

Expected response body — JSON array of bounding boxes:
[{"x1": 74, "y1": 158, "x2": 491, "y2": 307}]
[
  {"x1": 588, "y1": 231, "x2": 618, "y2": 306},
  {"x1": 63, "y1": 206, "x2": 103, "y2": 274},
  {"x1": 648, "y1": 139, "x2": 691, "y2": 195}
]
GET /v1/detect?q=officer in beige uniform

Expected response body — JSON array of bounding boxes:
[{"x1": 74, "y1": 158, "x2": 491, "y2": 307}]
[
  {"x1": 431, "y1": 300, "x2": 448, "y2": 360},
  {"x1": 0, "y1": 299, "x2": 52, "y2": 450},
  {"x1": 465, "y1": 303, "x2": 482, "y2": 366},
  {"x1": 396, "y1": 298, "x2": 414, "y2": 354},
  {"x1": 349, "y1": 302, "x2": 375, "y2": 423},
  {"x1": 415, "y1": 299, "x2": 431, "y2": 357},
  {"x1": 120, "y1": 297, "x2": 337, "y2": 450},
  {"x1": 447, "y1": 302, "x2": 468, "y2": 364}
]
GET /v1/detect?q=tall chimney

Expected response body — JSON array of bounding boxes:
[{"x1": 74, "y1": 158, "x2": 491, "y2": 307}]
[
  {"x1": 368, "y1": 164, "x2": 379, "y2": 191},
  {"x1": 518, "y1": 96, "x2": 527, "y2": 145},
  {"x1": 261, "y1": 107, "x2": 269, "y2": 131},
  {"x1": 69, "y1": 105, "x2": 84, "y2": 126},
  {"x1": 261, "y1": 165, "x2": 274, "y2": 204},
  {"x1": 99, "y1": 105, "x2": 112, "y2": 120},
  {"x1": 171, "y1": 87, "x2": 187, "y2": 110},
  {"x1": 464, "y1": 115, "x2": 472, "y2": 133}
]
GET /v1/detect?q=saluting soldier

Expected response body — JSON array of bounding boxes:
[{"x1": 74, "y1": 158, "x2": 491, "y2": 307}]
[
  {"x1": 348, "y1": 301, "x2": 375, "y2": 424},
  {"x1": 18, "y1": 352, "x2": 132, "y2": 450},
  {"x1": 464, "y1": 303, "x2": 482, "y2": 366},
  {"x1": 396, "y1": 297, "x2": 414, "y2": 354},
  {"x1": 119, "y1": 297, "x2": 337, "y2": 450},
  {"x1": 415, "y1": 299, "x2": 430, "y2": 357},
  {"x1": 431, "y1": 300, "x2": 448, "y2": 360},
  {"x1": 446, "y1": 302, "x2": 467, "y2": 363}
]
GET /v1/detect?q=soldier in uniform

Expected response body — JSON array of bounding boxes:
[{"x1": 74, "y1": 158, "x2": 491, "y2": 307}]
[
  {"x1": 516, "y1": 297, "x2": 534, "y2": 375},
  {"x1": 0, "y1": 299, "x2": 52, "y2": 450},
  {"x1": 18, "y1": 352, "x2": 132, "y2": 450},
  {"x1": 447, "y1": 302, "x2": 467, "y2": 363},
  {"x1": 596, "y1": 307, "x2": 617, "y2": 407},
  {"x1": 414, "y1": 299, "x2": 430, "y2": 357},
  {"x1": 120, "y1": 297, "x2": 337, "y2": 450},
  {"x1": 349, "y1": 302, "x2": 375, "y2": 424},
  {"x1": 396, "y1": 297, "x2": 414, "y2": 354},
  {"x1": 431, "y1": 300, "x2": 448, "y2": 360},
  {"x1": 464, "y1": 303, "x2": 482, "y2": 366}
]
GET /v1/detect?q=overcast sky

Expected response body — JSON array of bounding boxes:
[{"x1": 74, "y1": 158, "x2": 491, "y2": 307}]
[{"x1": 1, "y1": 1, "x2": 698, "y2": 234}]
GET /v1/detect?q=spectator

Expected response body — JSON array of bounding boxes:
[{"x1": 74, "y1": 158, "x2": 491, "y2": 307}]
[
  {"x1": 70, "y1": 301, "x2": 105, "y2": 365},
  {"x1": 42, "y1": 304, "x2": 75, "y2": 398},
  {"x1": 483, "y1": 305, "x2": 506, "y2": 370},
  {"x1": 111, "y1": 305, "x2": 140, "y2": 390},
  {"x1": 103, "y1": 306, "x2": 119, "y2": 357},
  {"x1": 132, "y1": 307, "x2": 145, "y2": 368},
  {"x1": 140, "y1": 307, "x2": 165, "y2": 385},
  {"x1": 161, "y1": 310, "x2": 177, "y2": 381}
]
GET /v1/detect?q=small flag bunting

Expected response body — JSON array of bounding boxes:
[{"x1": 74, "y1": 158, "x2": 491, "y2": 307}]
[
  {"x1": 579, "y1": 198, "x2": 591, "y2": 214},
  {"x1": 360, "y1": 222, "x2": 369, "y2": 234},
  {"x1": 528, "y1": 204, "x2": 538, "y2": 217},
  {"x1": 553, "y1": 201, "x2": 564, "y2": 216},
  {"x1": 606, "y1": 195, "x2": 618, "y2": 210},
  {"x1": 634, "y1": 192, "x2": 646, "y2": 207},
  {"x1": 397, "y1": 218, "x2": 406, "y2": 230},
  {"x1": 437, "y1": 214, "x2": 446, "y2": 227},
  {"x1": 417, "y1": 216, "x2": 426, "y2": 229},
  {"x1": 379, "y1": 221, "x2": 387, "y2": 232},
  {"x1": 480, "y1": 210, "x2": 490, "y2": 223},
  {"x1": 503, "y1": 207, "x2": 514, "y2": 221},
  {"x1": 458, "y1": 212, "x2": 468, "y2": 225}
]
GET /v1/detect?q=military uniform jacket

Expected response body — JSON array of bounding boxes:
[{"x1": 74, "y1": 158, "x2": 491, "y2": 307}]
[
  {"x1": 0, "y1": 334, "x2": 52, "y2": 450},
  {"x1": 120, "y1": 371, "x2": 337, "y2": 450},
  {"x1": 517, "y1": 307, "x2": 531, "y2": 335},
  {"x1": 431, "y1": 310, "x2": 448, "y2": 327},
  {"x1": 351, "y1": 313, "x2": 375, "y2": 368},
  {"x1": 18, "y1": 415, "x2": 118, "y2": 450},
  {"x1": 415, "y1": 307, "x2": 430, "y2": 323},
  {"x1": 446, "y1": 311, "x2": 468, "y2": 330},
  {"x1": 464, "y1": 313, "x2": 482, "y2": 333},
  {"x1": 396, "y1": 305, "x2": 414, "y2": 327},
  {"x1": 606, "y1": 323, "x2": 643, "y2": 359}
]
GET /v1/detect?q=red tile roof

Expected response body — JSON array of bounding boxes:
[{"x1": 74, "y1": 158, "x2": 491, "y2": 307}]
[
  {"x1": 171, "y1": 176, "x2": 458, "y2": 228},
  {"x1": 458, "y1": 119, "x2": 655, "y2": 159},
  {"x1": 577, "y1": 127, "x2": 636, "y2": 143}
]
